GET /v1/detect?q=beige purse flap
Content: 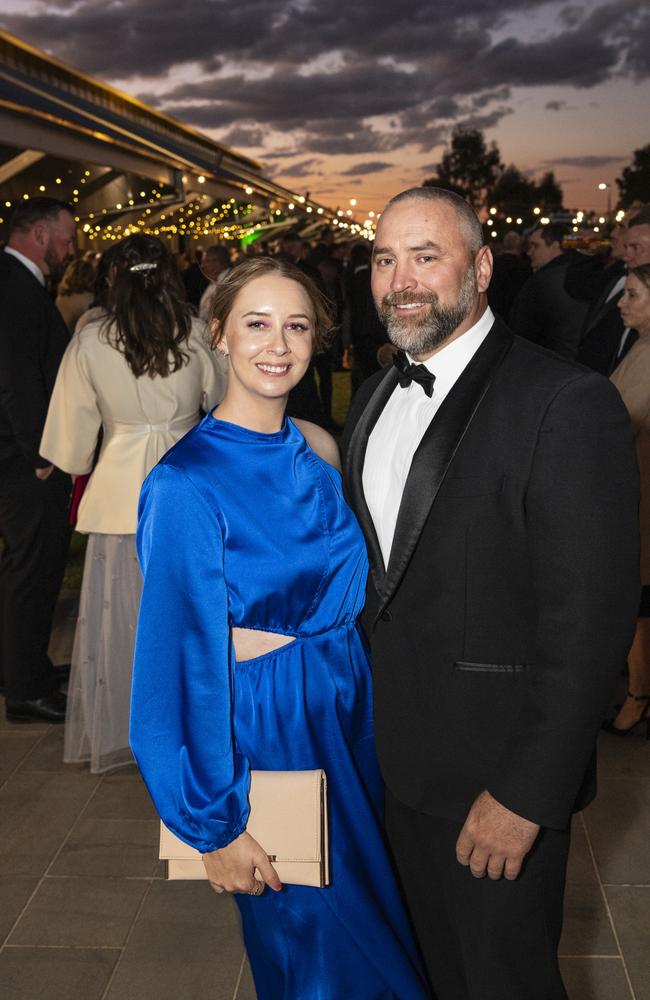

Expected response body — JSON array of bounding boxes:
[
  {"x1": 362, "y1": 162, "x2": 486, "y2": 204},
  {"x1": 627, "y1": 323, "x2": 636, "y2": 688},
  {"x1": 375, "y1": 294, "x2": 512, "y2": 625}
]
[{"x1": 159, "y1": 769, "x2": 329, "y2": 887}]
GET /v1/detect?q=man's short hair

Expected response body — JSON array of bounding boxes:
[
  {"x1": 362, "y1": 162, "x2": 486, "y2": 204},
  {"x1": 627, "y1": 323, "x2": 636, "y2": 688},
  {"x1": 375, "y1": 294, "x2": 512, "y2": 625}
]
[
  {"x1": 627, "y1": 207, "x2": 650, "y2": 230},
  {"x1": 203, "y1": 245, "x2": 231, "y2": 268},
  {"x1": 384, "y1": 187, "x2": 484, "y2": 258},
  {"x1": 535, "y1": 223, "x2": 568, "y2": 247},
  {"x1": 8, "y1": 197, "x2": 73, "y2": 235},
  {"x1": 502, "y1": 231, "x2": 522, "y2": 253}
]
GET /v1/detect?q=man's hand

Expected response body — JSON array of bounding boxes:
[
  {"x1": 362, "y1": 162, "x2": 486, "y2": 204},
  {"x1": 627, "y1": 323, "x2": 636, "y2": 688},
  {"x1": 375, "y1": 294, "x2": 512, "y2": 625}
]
[
  {"x1": 35, "y1": 465, "x2": 54, "y2": 481},
  {"x1": 456, "y1": 790, "x2": 540, "y2": 881}
]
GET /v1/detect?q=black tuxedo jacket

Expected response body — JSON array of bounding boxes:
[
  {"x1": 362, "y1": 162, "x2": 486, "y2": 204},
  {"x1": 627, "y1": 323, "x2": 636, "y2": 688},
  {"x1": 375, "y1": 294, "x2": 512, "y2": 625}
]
[
  {"x1": 341, "y1": 318, "x2": 640, "y2": 830},
  {"x1": 576, "y1": 271, "x2": 626, "y2": 375},
  {"x1": 0, "y1": 251, "x2": 70, "y2": 468}
]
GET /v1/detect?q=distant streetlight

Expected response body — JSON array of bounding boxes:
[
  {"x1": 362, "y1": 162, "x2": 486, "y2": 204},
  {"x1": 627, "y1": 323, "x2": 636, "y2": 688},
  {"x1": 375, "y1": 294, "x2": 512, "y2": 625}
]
[{"x1": 598, "y1": 182, "x2": 612, "y2": 217}]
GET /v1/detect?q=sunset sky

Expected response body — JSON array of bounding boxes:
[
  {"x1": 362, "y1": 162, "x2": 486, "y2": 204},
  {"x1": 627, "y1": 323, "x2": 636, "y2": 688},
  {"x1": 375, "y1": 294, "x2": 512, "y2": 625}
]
[{"x1": 1, "y1": 0, "x2": 648, "y2": 217}]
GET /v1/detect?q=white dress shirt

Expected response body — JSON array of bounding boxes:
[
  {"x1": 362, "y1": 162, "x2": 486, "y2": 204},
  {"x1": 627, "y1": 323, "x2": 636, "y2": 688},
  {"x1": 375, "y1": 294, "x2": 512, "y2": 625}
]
[
  {"x1": 363, "y1": 307, "x2": 494, "y2": 567},
  {"x1": 4, "y1": 246, "x2": 45, "y2": 286}
]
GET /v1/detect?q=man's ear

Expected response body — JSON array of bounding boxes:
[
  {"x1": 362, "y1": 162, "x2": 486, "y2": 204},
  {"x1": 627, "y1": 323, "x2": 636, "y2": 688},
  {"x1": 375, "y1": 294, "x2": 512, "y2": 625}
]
[
  {"x1": 475, "y1": 245, "x2": 493, "y2": 293},
  {"x1": 32, "y1": 223, "x2": 49, "y2": 250}
]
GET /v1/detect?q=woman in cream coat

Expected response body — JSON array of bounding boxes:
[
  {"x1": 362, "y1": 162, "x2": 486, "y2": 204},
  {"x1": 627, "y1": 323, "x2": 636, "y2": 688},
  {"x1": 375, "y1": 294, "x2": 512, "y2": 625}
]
[
  {"x1": 605, "y1": 263, "x2": 650, "y2": 736},
  {"x1": 41, "y1": 235, "x2": 227, "y2": 772}
]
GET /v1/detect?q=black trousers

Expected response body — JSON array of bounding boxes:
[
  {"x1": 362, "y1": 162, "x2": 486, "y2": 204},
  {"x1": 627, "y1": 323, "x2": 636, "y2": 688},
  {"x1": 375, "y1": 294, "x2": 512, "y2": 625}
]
[
  {"x1": 0, "y1": 456, "x2": 71, "y2": 701},
  {"x1": 385, "y1": 790, "x2": 570, "y2": 1000}
]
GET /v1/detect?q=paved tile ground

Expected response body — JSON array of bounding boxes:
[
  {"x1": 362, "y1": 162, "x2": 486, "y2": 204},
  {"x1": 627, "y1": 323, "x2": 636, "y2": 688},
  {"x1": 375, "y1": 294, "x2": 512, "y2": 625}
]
[{"x1": 1, "y1": 595, "x2": 649, "y2": 998}]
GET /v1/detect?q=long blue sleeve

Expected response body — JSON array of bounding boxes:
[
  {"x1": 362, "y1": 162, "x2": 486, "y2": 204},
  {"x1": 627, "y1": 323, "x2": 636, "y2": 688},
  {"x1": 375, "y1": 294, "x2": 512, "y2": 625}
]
[{"x1": 130, "y1": 461, "x2": 250, "y2": 853}]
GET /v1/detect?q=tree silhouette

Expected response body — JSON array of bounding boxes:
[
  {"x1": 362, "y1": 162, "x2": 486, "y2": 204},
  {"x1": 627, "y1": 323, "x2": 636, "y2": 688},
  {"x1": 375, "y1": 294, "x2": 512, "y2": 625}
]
[
  {"x1": 616, "y1": 145, "x2": 650, "y2": 208},
  {"x1": 423, "y1": 127, "x2": 502, "y2": 209}
]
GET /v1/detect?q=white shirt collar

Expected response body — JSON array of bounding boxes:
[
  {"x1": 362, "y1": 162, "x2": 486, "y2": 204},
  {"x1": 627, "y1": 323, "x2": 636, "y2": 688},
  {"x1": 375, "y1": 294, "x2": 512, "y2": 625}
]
[{"x1": 4, "y1": 246, "x2": 45, "y2": 286}]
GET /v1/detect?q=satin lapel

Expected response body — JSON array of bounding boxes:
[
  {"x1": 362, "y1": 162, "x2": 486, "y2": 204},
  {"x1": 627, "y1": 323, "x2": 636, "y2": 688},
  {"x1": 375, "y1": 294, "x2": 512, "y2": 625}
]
[
  {"x1": 345, "y1": 365, "x2": 401, "y2": 589},
  {"x1": 379, "y1": 323, "x2": 514, "y2": 617}
]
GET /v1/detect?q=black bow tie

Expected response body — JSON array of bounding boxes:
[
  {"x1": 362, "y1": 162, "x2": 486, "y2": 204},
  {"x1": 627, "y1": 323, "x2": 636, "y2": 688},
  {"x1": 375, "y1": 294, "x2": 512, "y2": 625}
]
[{"x1": 393, "y1": 350, "x2": 436, "y2": 397}]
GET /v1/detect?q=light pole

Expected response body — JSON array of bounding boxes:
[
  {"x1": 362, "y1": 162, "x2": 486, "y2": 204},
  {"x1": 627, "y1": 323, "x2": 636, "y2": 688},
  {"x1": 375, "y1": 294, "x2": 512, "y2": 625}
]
[{"x1": 598, "y1": 182, "x2": 612, "y2": 219}]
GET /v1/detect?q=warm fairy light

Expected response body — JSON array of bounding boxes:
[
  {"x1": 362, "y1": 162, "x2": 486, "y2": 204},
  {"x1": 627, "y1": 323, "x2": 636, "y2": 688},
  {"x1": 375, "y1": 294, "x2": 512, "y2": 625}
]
[
  {"x1": 245, "y1": 186, "x2": 253, "y2": 195},
  {"x1": 533, "y1": 207, "x2": 541, "y2": 215},
  {"x1": 489, "y1": 207, "x2": 497, "y2": 215}
]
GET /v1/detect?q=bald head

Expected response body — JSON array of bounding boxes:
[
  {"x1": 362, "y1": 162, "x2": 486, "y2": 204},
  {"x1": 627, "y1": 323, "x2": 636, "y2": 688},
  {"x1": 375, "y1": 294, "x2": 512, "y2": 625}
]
[{"x1": 384, "y1": 187, "x2": 484, "y2": 260}]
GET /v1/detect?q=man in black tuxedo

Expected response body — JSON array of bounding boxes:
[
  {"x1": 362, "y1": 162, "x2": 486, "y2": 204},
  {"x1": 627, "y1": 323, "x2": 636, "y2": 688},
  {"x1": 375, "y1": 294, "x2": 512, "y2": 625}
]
[
  {"x1": 0, "y1": 197, "x2": 76, "y2": 722},
  {"x1": 510, "y1": 222, "x2": 589, "y2": 359},
  {"x1": 341, "y1": 187, "x2": 639, "y2": 1000}
]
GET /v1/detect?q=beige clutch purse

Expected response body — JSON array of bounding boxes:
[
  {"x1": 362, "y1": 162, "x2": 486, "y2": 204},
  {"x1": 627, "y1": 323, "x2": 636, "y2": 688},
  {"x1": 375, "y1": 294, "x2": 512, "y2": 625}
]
[{"x1": 159, "y1": 769, "x2": 329, "y2": 887}]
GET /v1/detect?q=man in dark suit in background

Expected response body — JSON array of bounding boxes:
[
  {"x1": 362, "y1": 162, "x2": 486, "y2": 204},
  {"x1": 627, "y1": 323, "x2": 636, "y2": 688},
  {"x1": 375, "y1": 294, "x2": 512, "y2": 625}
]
[
  {"x1": 341, "y1": 187, "x2": 639, "y2": 1000},
  {"x1": 510, "y1": 221, "x2": 589, "y2": 358},
  {"x1": 576, "y1": 212, "x2": 650, "y2": 374},
  {"x1": 0, "y1": 197, "x2": 75, "y2": 722}
]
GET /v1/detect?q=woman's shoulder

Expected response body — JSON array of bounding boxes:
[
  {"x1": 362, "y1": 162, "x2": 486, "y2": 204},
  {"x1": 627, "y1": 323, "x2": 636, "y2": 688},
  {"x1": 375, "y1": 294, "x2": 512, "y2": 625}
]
[{"x1": 292, "y1": 419, "x2": 341, "y2": 471}]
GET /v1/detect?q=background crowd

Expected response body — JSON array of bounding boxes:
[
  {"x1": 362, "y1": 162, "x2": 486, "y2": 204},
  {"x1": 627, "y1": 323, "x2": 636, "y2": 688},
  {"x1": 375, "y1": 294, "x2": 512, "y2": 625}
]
[{"x1": 0, "y1": 192, "x2": 649, "y2": 770}]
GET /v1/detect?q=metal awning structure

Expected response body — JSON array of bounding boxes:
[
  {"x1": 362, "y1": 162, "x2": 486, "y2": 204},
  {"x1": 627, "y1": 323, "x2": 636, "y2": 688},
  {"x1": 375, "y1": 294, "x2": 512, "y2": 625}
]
[{"x1": 0, "y1": 31, "x2": 366, "y2": 247}]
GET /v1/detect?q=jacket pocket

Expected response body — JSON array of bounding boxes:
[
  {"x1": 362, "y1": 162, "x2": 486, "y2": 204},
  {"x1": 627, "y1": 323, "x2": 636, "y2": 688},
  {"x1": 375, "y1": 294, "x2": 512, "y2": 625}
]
[{"x1": 453, "y1": 660, "x2": 534, "y2": 673}]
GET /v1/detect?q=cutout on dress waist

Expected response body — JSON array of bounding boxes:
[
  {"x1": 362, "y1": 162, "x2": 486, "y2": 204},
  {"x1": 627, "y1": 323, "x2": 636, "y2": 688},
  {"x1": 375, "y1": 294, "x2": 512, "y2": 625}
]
[{"x1": 231, "y1": 628, "x2": 296, "y2": 662}]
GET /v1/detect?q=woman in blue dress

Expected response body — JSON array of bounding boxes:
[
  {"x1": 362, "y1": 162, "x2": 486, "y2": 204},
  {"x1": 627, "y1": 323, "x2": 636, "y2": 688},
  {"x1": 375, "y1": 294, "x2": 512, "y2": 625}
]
[{"x1": 130, "y1": 256, "x2": 430, "y2": 1000}]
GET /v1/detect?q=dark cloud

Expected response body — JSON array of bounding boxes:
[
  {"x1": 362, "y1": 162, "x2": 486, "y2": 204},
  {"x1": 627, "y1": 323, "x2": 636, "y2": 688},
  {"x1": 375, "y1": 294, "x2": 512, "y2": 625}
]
[
  {"x1": 544, "y1": 155, "x2": 626, "y2": 168},
  {"x1": 340, "y1": 161, "x2": 394, "y2": 176},
  {"x1": 0, "y1": 0, "x2": 645, "y2": 172},
  {"x1": 274, "y1": 158, "x2": 324, "y2": 178},
  {"x1": 218, "y1": 125, "x2": 269, "y2": 149}
]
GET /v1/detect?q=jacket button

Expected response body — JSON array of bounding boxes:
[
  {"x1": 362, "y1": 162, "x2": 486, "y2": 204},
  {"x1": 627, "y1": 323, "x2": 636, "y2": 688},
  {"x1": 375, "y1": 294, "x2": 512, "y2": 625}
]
[{"x1": 380, "y1": 609, "x2": 392, "y2": 622}]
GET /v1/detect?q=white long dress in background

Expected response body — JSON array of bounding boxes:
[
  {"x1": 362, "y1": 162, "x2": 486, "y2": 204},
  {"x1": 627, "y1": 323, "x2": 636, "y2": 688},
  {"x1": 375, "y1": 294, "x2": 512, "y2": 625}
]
[{"x1": 40, "y1": 317, "x2": 227, "y2": 772}]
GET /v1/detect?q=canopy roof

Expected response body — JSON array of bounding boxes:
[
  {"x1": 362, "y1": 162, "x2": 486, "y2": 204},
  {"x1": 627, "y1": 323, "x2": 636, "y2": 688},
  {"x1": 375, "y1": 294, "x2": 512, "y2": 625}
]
[{"x1": 0, "y1": 31, "x2": 368, "y2": 245}]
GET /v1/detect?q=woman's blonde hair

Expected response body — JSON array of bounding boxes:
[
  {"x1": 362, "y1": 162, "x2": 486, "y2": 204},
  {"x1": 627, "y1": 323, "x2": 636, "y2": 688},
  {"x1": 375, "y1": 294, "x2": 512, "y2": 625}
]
[{"x1": 209, "y1": 255, "x2": 334, "y2": 353}]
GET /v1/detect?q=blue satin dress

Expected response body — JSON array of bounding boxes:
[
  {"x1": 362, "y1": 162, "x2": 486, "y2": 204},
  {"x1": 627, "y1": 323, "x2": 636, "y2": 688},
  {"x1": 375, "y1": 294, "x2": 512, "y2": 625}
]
[{"x1": 130, "y1": 413, "x2": 429, "y2": 1000}]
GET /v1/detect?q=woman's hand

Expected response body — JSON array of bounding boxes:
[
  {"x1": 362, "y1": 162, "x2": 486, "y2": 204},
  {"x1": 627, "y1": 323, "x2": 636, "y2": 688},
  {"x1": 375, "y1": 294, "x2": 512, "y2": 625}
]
[{"x1": 202, "y1": 831, "x2": 282, "y2": 896}]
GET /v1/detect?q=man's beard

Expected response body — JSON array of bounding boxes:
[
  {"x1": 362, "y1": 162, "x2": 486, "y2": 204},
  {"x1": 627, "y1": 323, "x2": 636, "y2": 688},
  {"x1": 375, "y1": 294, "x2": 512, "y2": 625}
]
[
  {"x1": 377, "y1": 265, "x2": 477, "y2": 356},
  {"x1": 44, "y1": 244, "x2": 68, "y2": 283}
]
